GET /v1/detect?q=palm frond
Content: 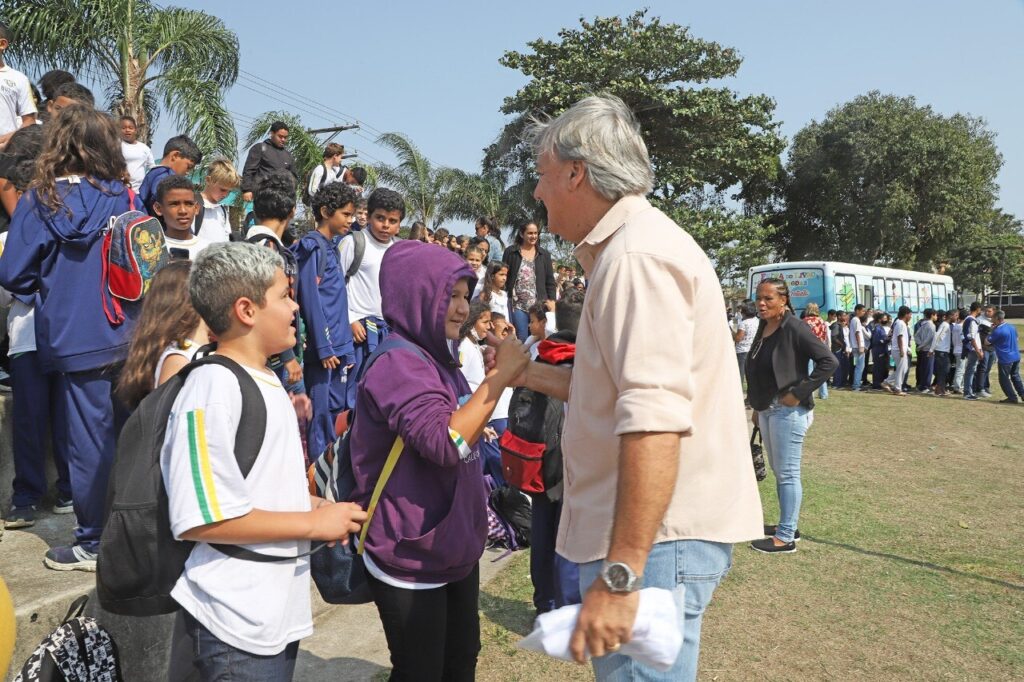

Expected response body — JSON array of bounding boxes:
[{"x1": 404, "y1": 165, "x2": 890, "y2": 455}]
[
  {"x1": 158, "y1": 71, "x2": 236, "y2": 161},
  {"x1": 142, "y1": 7, "x2": 239, "y2": 88}
]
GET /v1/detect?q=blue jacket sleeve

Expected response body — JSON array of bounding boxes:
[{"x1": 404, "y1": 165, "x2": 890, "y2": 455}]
[
  {"x1": 0, "y1": 193, "x2": 50, "y2": 295},
  {"x1": 295, "y1": 246, "x2": 334, "y2": 361}
]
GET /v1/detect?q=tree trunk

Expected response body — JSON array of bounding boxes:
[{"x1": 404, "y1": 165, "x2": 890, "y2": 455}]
[{"x1": 117, "y1": 59, "x2": 149, "y2": 145}]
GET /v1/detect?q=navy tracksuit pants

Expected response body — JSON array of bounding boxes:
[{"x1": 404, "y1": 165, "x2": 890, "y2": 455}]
[
  {"x1": 57, "y1": 364, "x2": 128, "y2": 553},
  {"x1": 303, "y1": 352, "x2": 344, "y2": 460},
  {"x1": 345, "y1": 317, "x2": 389, "y2": 411},
  {"x1": 10, "y1": 351, "x2": 71, "y2": 507}
]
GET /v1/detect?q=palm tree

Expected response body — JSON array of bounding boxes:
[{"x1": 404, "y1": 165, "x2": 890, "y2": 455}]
[
  {"x1": 1, "y1": 0, "x2": 239, "y2": 158},
  {"x1": 373, "y1": 132, "x2": 460, "y2": 228},
  {"x1": 446, "y1": 169, "x2": 543, "y2": 245}
]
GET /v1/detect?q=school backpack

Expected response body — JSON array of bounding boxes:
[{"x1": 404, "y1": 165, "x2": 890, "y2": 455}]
[
  {"x1": 193, "y1": 203, "x2": 229, "y2": 237},
  {"x1": 101, "y1": 186, "x2": 168, "y2": 325},
  {"x1": 341, "y1": 229, "x2": 366, "y2": 283},
  {"x1": 499, "y1": 335, "x2": 575, "y2": 496},
  {"x1": 97, "y1": 353, "x2": 309, "y2": 616},
  {"x1": 483, "y1": 474, "x2": 531, "y2": 551},
  {"x1": 14, "y1": 596, "x2": 122, "y2": 682}
]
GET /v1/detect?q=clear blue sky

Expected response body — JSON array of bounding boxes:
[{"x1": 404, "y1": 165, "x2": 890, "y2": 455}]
[{"x1": 154, "y1": 0, "x2": 1023, "y2": 226}]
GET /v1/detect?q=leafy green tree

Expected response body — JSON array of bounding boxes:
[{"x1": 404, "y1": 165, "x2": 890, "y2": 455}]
[
  {"x1": 487, "y1": 10, "x2": 784, "y2": 206},
  {"x1": 373, "y1": 132, "x2": 461, "y2": 228},
  {"x1": 777, "y1": 91, "x2": 1002, "y2": 270},
  {"x1": 945, "y1": 210, "x2": 1024, "y2": 297},
  {"x1": 2, "y1": 0, "x2": 240, "y2": 158}
]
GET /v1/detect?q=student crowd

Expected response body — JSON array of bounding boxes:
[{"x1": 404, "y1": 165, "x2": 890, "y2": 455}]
[
  {"x1": 0, "y1": 39, "x2": 626, "y2": 681},
  {"x1": 734, "y1": 301, "x2": 1023, "y2": 403}
]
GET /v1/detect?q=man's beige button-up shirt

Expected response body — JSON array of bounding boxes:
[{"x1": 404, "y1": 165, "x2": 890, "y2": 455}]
[{"x1": 557, "y1": 195, "x2": 763, "y2": 563}]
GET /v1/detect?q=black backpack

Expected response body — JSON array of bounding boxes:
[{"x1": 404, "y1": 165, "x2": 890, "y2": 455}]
[
  {"x1": 499, "y1": 334, "x2": 574, "y2": 498},
  {"x1": 97, "y1": 353, "x2": 304, "y2": 616},
  {"x1": 14, "y1": 596, "x2": 122, "y2": 682},
  {"x1": 301, "y1": 164, "x2": 342, "y2": 206}
]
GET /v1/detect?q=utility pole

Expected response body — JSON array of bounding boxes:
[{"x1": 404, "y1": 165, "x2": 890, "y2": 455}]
[
  {"x1": 306, "y1": 124, "x2": 360, "y2": 145},
  {"x1": 979, "y1": 245, "x2": 1024, "y2": 306}
]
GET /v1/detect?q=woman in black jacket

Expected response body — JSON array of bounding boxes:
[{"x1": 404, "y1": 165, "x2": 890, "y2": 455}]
[
  {"x1": 502, "y1": 222, "x2": 557, "y2": 340},
  {"x1": 745, "y1": 278, "x2": 836, "y2": 554}
]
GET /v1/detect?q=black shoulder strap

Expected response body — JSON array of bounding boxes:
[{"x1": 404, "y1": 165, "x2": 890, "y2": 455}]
[
  {"x1": 176, "y1": 353, "x2": 266, "y2": 477},
  {"x1": 194, "y1": 205, "x2": 205, "y2": 235},
  {"x1": 345, "y1": 230, "x2": 366, "y2": 283}
]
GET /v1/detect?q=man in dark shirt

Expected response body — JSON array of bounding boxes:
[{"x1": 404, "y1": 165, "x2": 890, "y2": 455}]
[{"x1": 240, "y1": 121, "x2": 298, "y2": 202}]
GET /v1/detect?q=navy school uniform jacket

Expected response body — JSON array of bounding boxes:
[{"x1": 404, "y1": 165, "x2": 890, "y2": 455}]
[
  {"x1": 0, "y1": 177, "x2": 143, "y2": 372},
  {"x1": 138, "y1": 165, "x2": 174, "y2": 217},
  {"x1": 293, "y1": 230, "x2": 354, "y2": 364}
]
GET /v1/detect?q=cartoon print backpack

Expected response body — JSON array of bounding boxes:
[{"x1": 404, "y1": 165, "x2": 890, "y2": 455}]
[
  {"x1": 101, "y1": 186, "x2": 168, "y2": 325},
  {"x1": 14, "y1": 596, "x2": 122, "y2": 682}
]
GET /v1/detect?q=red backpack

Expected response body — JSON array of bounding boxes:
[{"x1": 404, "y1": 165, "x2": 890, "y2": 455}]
[{"x1": 101, "y1": 187, "x2": 168, "y2": 325}]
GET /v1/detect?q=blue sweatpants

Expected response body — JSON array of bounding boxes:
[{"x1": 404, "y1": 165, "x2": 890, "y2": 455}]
[
  {"x1": 10, "y1": 351, "x2": 71, "y2": 507},
  {"x1": 58, "y1": 364, "x2": 128, "y2": 553},
  {"x1": 303, "y1": 352, "x2": 343, "y2": 460},
  {"x1": 530, "y1": 493, "x2": 581, "y2": 613},
  {"x1": 345, "y1": 317, "x2": 389, "y2": 410},
  {"x1": 479, "y1": 418, "x2": 507, "y2": 487}
]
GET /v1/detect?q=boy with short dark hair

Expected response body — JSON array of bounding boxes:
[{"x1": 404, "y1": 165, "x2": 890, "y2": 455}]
[
  {"x1": 50, "y1": 82, "x2": 95, "y2": 111},
  {"x1": 0, "y1": 22, "x2": 37, "y2": 148},
  {"x1": 339, "y1": 188, "x2": 402, "y2": 408},
  {"x1": 153, "y1": 175, "x2": 209, "y2": 260},
  {"x1": 120, "y1": 115, "x2": 155, "y2": 190},
  {"x1": 139, "y1": 134, "x2": 203, "y2": 217},
  {"x1": 164, "y1": 242, "x2": 366, "y2": 678},
  {"x1": 244, "y1": 173, "x2": 304, "y2": 392},
  {"x1": 294, "y1": 182, "x2": 358, "y2": 457}
]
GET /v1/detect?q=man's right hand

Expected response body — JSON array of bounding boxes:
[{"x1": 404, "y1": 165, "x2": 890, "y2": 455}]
[{"x1": 309, "y1": 502, "x2": 367, "y2": 544}]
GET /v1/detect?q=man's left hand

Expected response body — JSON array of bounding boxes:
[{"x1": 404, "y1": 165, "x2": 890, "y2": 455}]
[{"x1": 569, "y1": 580, "x2": 639, "y2": 664}]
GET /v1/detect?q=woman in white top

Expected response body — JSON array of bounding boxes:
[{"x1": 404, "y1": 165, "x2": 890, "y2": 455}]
[
  {"x1": 932, "y1": 310, "x2": 952, "y2": 396},
  {"x1": 116, "y1": 261, "x2": 210, "y2": 409}
]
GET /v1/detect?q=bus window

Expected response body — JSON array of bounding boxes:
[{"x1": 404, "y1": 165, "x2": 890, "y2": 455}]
[
  {"x1": 750, "y1": 267, "x2": 824, "y2": 310},
  {"x1": 886, "y1": 279, "x2": 901, "y2": 310},
  {"x1": 835, "y1": 274, "x2": 857, "y2": 311},
  {"x1": 934, "y1": 284, "x2": 947, "y2": 311},
  {"x1": 860, "y1": 285, "x2": 873, "y2": 309},
  {"x1": 903, "y1": 281, "x2": 918, "y2": 312},
  {"x1": 872, "y1": 278, "x2": 884, "y2": 309},
  {"x1": 919, "y1": 282, "x2": 932, "y2": 311}
]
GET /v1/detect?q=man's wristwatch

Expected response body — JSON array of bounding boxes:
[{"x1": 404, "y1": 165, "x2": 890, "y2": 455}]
[{"x1": 600, "y1": 561, "x2": 642, "y2": 593}]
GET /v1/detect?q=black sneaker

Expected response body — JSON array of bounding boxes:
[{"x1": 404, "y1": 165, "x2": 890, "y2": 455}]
[
  {"x1": 4, "y1": 505, "x2": 37, "y2": 529},
  {"x1": 0, "y1": 368, "x2": 11, "y2": 393},
  {"x1": 751, "y1": 537, "x2": 797, "y2": 554},
  {"x1": 763, "y1": 525, "x2": 801, "y2": 541},
  {"x1": 999, "y1": 398, "x2": 1019, "y2": 404},
  {"x1": 53, "y1": 496, "x2": 74, "y2": 515}
]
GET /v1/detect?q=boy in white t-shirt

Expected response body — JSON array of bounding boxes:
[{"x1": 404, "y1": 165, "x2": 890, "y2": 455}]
[
  {"x1": 163, "y1": 242, "x2": 367, "y2": 678},
  {"x1": 119, "y1": 116, "x2": 154, "y2": 190},
  {"x1": 0, "y1": 23, "x2": 38, "y2": 148},
  {"x1": 338, "y1": 187, "x2": 401, "y2": 408},
  {"x1": 153, "y1": 175, "x2": 211, "y2": 260},
  {"x1": 192, "y1": 159, "x2": 240, "y2": 243}
]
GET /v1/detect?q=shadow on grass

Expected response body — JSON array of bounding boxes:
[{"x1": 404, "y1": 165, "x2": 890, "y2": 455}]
[
  {"x1": 479, "y1": 589, "x2": 536, "y2": 637},
  {"x1": 804, "y1": 535, "x2": 1024, "y2": 591}
]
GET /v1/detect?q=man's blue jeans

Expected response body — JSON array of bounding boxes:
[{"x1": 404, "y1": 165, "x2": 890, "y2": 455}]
[
  {"x1": 809, "y1": 360, "x2": 827, "y2": 399},
  {"x1": 997, "y1": 361, "x2": 1024, "y2": 402},
  {"x1": 964, "y1": 352, "x2": 980, "y2": 397},
  {"x1": 759, "y1": 400, "x2": 811, "y2": 543},
  {"x1": 851, "y1": 350, "x2": 866, "y2": 390},
  {"x1": 578, "y1": 540, "x2": 732, "y2": 682}
]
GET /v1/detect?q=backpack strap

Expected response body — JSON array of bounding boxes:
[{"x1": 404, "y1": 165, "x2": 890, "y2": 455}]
[
  {"x1": 194, "y1": 203, "x2": 205, "y2": 235},
  {"x1": 356, "y1": 435, "x2": 404, "y2": 556},
  {"x1": 344, "y1": 230, "x2": 366, "y2": 283}
]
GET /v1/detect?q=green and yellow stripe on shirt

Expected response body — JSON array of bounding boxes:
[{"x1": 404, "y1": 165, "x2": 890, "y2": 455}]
[{"x1": 187, "y1": 409, "x2": 224, "y2": 524}]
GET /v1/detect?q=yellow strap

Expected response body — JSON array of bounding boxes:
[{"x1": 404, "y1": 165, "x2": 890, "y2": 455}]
[{"x1": 357, "y1": 435, "x2": 405, "y2": 555}]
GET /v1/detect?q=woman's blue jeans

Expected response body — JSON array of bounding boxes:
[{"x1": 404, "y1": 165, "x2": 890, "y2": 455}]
[
  {"x1": 759, "y1": 400, "x2": 810, "y2": 543},
  {"x1": 578, "y1": 540, "x2": 732, "y2": 682},
  {"x1": 510, "y1": 307, "x2": 531, "y2": 341}
]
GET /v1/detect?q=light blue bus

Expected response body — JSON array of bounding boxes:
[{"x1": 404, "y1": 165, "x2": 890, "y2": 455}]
[{"x1": 748, "y1": 261, "x2": 956, "y2": 315}]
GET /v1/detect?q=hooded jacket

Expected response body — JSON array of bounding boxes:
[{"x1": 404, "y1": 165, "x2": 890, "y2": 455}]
[
  {"x1": 349, "y1": 240, "x2": 487, "y2": 584},
  {"x1": 0, "y1": 177, "x2": 141, "y2": 372},
  {"x1": 240, "y1": 140, "x2": 298, "y2": 193}
]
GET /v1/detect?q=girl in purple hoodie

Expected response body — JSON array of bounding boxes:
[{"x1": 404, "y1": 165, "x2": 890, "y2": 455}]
[{"x1": 349, "y1": 239, "x2": 529, "y2": 681}]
